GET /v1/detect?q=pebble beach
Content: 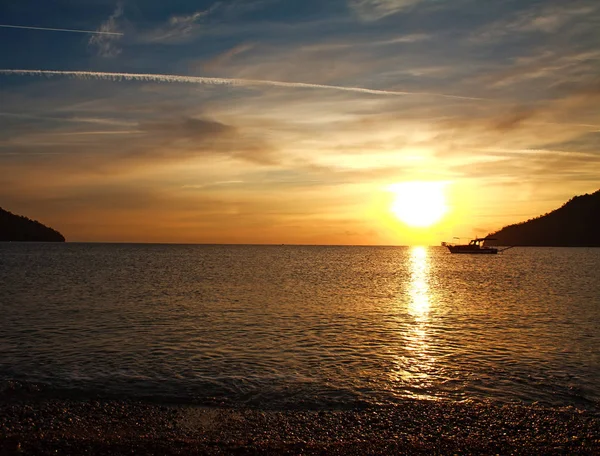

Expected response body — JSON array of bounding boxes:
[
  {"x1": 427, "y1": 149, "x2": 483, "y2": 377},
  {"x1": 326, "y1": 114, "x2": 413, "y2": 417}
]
[{"x1": 1, "y1": 396, "x2": 599, "y2": 455}]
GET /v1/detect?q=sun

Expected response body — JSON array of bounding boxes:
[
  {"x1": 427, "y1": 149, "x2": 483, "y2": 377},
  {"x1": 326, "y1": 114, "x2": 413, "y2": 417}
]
[{"x1": 389, "y1": 181, "x2": 448, "y2": 228}]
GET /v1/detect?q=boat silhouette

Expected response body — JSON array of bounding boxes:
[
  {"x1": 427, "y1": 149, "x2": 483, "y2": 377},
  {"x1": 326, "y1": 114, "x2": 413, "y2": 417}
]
[{"x1": 442, "y1": 237, "x2": 498, "y2": 254}]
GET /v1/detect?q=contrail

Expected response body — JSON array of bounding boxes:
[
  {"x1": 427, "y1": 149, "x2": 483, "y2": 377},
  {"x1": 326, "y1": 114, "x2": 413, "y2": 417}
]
[
  {"x1": 0, "y1": 24, "x2": 123, "y2": 36},
  {"x1": 0, "y1": 69, "x2": 485, "y2": 101}
]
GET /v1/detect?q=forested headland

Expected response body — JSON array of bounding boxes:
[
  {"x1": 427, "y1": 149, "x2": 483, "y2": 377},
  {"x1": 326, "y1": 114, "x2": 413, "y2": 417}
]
[
  {"x1": 486, "y1": 189, "x2": 600, "y2": 247},
  {"x1": 0, "y1": 207, "x2": 65, "y2": 242}
]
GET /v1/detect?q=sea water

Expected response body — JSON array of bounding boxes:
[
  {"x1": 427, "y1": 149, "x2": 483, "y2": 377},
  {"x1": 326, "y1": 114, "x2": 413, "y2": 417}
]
[{"x1": 1, "y1": 243, "x2": 599, "y2": 411}]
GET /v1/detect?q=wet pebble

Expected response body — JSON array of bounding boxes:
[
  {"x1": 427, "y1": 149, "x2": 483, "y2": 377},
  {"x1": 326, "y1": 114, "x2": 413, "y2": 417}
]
[{"x1": 0, "y1": 399, "x2": 599, "y2": 454}]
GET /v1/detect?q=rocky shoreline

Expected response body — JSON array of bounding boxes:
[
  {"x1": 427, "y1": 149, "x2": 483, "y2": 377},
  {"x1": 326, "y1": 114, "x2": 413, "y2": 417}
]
[{"x1": 1, "y1": 398, "x2": 599, "y2": 455}]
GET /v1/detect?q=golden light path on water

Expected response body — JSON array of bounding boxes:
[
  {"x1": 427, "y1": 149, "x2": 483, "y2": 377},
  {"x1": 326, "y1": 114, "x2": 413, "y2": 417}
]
[
  {"x1": 408, "y1": 247, "x2": 431, "y2": 320},
  {"x1": 390, "y1": 246, "x2": 437, "y2": 399}
]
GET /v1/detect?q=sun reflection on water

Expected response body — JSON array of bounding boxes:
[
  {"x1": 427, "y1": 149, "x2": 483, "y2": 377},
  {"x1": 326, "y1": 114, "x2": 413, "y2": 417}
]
[
  {"x1": 409, "y1": 246, "x2": 430, "y2": 320},
  {"x1": 389, "y1": 246, "x2": 438, "y2": 398}
]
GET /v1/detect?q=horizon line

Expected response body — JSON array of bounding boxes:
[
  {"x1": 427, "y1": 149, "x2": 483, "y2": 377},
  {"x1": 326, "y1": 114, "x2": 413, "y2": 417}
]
[{"x1": 2, "y1": 240, "x2": 434, "y2": 247}]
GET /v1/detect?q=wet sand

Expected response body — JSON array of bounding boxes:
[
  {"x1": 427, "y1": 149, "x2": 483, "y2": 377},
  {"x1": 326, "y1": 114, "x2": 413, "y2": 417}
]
[{"x1": 1, "y1": 398, "x2": 599, "y2": 455}]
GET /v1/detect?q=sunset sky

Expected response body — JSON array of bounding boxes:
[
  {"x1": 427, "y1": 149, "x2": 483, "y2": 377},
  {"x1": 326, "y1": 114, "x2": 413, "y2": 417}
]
[{"x1": 1, "y1": 0, "x2": 599, "y2": 245}]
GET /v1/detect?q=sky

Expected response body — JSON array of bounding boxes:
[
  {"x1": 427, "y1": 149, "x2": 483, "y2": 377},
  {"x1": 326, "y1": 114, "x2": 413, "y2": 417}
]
[{"x1": 1, "y1": 0, "x2": 599, "y2": 245}]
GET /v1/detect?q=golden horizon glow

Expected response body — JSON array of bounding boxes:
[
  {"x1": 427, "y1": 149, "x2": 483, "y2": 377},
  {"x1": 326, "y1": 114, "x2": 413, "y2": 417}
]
[
  {"x1": 3, "y1": 0, "x2": 600, "y2": 245},
  {"x1": 389, "y1": 182, "x2": 448, "y2": 228}
]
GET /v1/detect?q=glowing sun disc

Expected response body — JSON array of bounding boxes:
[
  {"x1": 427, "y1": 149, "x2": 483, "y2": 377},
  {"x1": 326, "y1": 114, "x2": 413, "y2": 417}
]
[{"x1": 389, "y1": 181, "x2": 447, "y2": 228}]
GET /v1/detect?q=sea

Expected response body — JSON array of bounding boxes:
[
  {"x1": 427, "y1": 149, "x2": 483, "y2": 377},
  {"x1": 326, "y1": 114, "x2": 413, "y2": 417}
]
[{"x1": 1, "y1": 243, "x2": 599, "y2": 412}]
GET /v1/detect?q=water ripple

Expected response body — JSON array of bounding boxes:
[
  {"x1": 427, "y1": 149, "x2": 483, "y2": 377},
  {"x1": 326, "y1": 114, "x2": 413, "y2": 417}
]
[{"x1": 1, "y1": 243, "x2": 599, "y2": 410}]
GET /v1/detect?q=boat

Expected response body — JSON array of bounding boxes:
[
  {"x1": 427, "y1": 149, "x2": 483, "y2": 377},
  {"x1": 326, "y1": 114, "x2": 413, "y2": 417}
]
[{"x1": 442, "y1": 237, "x2": 498, "y2": 254}]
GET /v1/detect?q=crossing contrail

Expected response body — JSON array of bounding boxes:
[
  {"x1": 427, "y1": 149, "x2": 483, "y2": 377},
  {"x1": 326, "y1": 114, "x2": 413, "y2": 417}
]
[
  {"x1": 0, "y1": 69, "x2": 486, "y2": 101},
  {"x1": 0, "y1": 24, "x2": 123, "y2": 36}
]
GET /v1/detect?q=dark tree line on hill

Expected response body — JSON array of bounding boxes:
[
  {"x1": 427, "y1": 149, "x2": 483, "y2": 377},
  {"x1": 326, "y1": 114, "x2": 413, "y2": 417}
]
[
  {"x1": 0, "y1": 207, "x2": 65, "y2": 242},
  {"x1": 485, "y1": 189, "x2": 600, "y2": 247}
]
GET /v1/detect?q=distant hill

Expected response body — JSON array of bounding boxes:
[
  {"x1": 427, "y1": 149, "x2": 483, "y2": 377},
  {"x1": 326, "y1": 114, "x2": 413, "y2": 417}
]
[
  {"x1": 0, "y1": 207, "x2": 65, "y2": 242},
  {"x1": 486, "y1": 189, "x2": 600, "y2": 247}
]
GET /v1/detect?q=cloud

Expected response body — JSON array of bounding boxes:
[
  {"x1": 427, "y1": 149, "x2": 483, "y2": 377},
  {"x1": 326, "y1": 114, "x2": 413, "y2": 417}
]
[
  {"x1": 349, "y1": 0, "x2": 423, "y2": 21},
  {"x1": 541, "y1": 132, "x2": 600, "y2": 153},
  {"x1": 0, "y1": 111, "x2": 278, "y2": 169},
  {"x1": 277, "y1": 32, "x2": 431, "y2": 54},
  {"x1": 143, "y1": 117, "x2": 233, "y2": 137},
  {"x1": 447, "y1": 148, "x2": 600, "y2": 185},
  {"x1": 475, "y1": 49, "x2": 600, "y2": 90},
  {"x1": 474, "y1": 2, "x2": 600, "y2": 41},
  {"x1": 201, "y1": 43, "x2": 256, "y2": 72},
  {"x1": 374, "y1": 33, "x2": 432, "y2": 45},
  {"x1": 491, "y1": 109, "x2": 536, "y2": 132},
  {"x1": 136, "y1": 116, "x2": 277, "y2": 165},
  {"x1": 0, "y1": 69, "x2": 486, "y2": 101},
  {"x1": 139, "y1": 0, "x2": 272, "y2": 44},
  {"x1": 141, "y1": 8, "x2": 213, "y2": 44},
  {"x1": 88, "y1": 3, "x2": 125, "y2": 57}
]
